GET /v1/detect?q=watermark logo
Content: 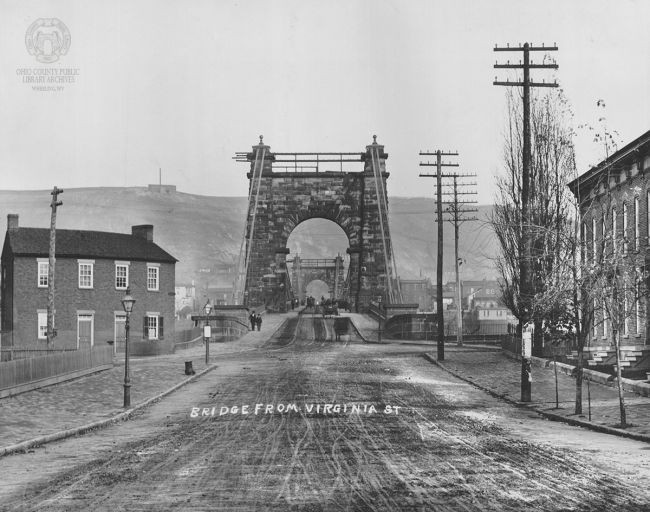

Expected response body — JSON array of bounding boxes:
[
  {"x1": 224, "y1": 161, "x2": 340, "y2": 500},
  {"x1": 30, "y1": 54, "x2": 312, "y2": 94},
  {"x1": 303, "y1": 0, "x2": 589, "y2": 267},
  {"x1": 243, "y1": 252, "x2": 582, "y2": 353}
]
[
  {"x1": 17, "y1": 18, "x2": 79, "y2": 92},
  {"x1": 25, "y1": 18, "x2": 71, "y2": 64}
]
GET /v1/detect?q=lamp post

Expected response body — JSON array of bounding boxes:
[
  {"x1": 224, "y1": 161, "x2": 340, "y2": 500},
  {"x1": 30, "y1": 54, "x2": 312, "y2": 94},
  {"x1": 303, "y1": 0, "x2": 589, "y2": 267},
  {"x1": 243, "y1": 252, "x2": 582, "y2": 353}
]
[
  {"x1": 121, "y1": 287, "x2": 136, "y2": 408},
  {"x1": 203, "y1": 300, "x2": 212, "y2": 364},
  {"x1": 378, "y1": 296, "x2": 383, "y2": 343}
]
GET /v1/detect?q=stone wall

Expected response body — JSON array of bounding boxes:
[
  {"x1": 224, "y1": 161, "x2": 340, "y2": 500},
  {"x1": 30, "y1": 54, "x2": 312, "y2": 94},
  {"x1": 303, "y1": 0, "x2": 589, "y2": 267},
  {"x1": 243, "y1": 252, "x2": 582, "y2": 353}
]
[{"x1": 242, "y1": 141, "x2": 396, "y2": 312}]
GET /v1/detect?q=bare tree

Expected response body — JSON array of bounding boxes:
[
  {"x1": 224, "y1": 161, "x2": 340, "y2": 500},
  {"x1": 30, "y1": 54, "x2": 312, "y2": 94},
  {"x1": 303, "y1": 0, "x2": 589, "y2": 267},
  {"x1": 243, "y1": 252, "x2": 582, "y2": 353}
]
[
  {"x1": 491, "y1": 89, "x2": 576, "y2": 355},
  {"x1": 539, "y1": 101, "x2": 642, "y2": 424}
]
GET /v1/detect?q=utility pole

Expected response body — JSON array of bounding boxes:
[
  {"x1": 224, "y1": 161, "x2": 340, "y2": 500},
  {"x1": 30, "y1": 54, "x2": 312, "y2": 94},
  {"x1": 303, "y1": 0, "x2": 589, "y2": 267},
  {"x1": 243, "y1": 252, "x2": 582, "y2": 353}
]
[
  {"x1": 437, "y1": 174, "x2": 478, "y2": 347},
  {"x1": 47, "y1": 186, "x2": 63, "y2": 345},
  {"x1": 494, "y1": 41, "x2": 558, "y2": 401},
  {"x1": 419, "y1": 150, "x2": 459, "y2": 361}
]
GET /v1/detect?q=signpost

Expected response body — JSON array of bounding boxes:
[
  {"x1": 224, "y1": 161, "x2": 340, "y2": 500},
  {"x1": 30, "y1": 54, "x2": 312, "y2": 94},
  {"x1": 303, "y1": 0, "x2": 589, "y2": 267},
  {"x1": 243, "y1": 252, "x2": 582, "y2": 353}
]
[
  {"x1": 521, "y1": 323, "x2": 533, "y2": 402},
  {"x1": 203, "y1": 323, "x2": 211, "y2": 364},
  {"x1": 190, "y1": 301, "x2": 213, "y2": 364}
]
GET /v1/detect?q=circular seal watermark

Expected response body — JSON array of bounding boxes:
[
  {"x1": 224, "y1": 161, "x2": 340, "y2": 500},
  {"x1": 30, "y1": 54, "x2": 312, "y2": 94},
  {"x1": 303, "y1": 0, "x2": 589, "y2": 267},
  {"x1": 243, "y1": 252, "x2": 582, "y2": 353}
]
[{"x1": 25, "y1": 18, "x2": 71, "y2": 63}]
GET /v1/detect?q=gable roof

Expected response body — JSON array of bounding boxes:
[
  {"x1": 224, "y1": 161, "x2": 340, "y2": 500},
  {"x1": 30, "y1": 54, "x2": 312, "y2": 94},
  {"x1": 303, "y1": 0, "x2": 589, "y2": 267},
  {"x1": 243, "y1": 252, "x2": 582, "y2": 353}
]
[{"x1": 4, "y1": 227, "x2": 177, "y2": 263}]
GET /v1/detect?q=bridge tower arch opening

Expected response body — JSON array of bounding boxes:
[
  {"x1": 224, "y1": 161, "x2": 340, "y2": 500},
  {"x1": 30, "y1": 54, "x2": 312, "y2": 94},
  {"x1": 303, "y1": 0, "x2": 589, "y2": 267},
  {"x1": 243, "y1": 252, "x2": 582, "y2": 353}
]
[
  {"x1": 304, "y1": 280, "x2": 330, "y2": 303},
  {"x1": 285, "y1": 218, "x2": 350, "y2": 306},
  {"x1": 234, "y1": 136, "x2": 402, "y2": 312}
]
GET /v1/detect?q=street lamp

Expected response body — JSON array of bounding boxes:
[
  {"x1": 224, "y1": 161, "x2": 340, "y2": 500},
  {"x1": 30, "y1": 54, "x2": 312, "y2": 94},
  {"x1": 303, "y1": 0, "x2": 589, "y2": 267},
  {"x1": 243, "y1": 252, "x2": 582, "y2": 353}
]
[
  {"x1": 121, "y1": 287, "x2": 136, "y2": 408},
  {"x1": 378, "y1": 295, "x2": 383, "y2": 343},
  {"x1": 203, "y1": 300, "x2": 212, "y2": 364}
]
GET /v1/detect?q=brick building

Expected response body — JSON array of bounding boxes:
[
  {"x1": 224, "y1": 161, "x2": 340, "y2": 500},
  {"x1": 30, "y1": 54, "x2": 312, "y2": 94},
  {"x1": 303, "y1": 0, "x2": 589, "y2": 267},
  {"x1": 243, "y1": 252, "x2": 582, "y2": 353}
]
[
  {"x1": 462, "y1": 279, "x2": 501, "y2": 309},
  {"x1": 399, "y1": 278, "x2": 433, "y2": 311},
  {"x1": 568, "y1": 129, "x2": 650, "y2": 350},
  {"x1": 1, "y1": 215, "x2": 177, "y2": 352}
]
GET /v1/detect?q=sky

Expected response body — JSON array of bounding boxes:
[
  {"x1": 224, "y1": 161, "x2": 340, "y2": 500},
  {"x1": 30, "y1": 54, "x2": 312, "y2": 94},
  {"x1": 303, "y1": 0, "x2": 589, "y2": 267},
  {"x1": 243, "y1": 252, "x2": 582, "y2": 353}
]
[{"x1": 0, "y1": 0, "x2": 648, "y2": 205}]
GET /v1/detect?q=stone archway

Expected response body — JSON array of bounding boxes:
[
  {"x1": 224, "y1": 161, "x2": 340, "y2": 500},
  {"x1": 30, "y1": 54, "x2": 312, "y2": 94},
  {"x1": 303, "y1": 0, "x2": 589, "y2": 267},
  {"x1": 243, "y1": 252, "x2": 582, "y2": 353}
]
[
  {"x1": 235, "y1": 137, "x2": 400, "y2": 312},
  {"x1": 289, "y1": 255, "x2": 347, "y2": 304}
]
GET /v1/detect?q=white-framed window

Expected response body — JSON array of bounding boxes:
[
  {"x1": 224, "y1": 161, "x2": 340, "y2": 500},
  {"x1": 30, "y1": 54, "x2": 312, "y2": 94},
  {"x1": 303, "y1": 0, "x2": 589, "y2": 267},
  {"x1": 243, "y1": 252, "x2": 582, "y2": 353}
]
[
  {"x1": 592, "y1": 217, "x2": 597, "y2": 261},
  {"x1": 623, "y1": 290, "x2": 630, "y2": 336},
  {"x1": 602, "y1": 217, "x2": 606, "y2": 261},
  {"x1": 147, "y1": 264, "x2": 159, "y2": 291},
  {"x1": 37, "y1": 259, "x2": 48, "y2": 288},
  {"x1": 647, "y1": 190, "x2": 650, "y2": 240},
  {"x1": 37, "y1": 310, "x2": 47, "y2": 340},
  {"x1": 612, "y1": 206, "x2": 617, "y2": 253},
  {"x1": 115, "y1": 261, "x2": 130, "y2": 290},
  {"x1": 144, "y1": 314, "x2": 164, "y2": 340},
  {"x1": 592, "y1": 298, "x2": 597, "y2": 338},
  {"x1": 78, "y1": 260, "x2": 94, "y2": 289},
  {"x1": 635, "y1": 196, "x2": 640, "y2": 249},
  {"x1": 623, "y1": 202, "x2": 628, "y2": 254}
]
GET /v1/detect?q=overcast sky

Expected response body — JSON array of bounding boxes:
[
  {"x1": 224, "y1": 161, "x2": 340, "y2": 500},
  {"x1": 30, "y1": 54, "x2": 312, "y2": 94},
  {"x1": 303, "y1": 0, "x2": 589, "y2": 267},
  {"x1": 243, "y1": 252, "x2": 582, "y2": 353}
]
[{"x1": 0, "y1": 0, "x2": 648, "y2": 205}]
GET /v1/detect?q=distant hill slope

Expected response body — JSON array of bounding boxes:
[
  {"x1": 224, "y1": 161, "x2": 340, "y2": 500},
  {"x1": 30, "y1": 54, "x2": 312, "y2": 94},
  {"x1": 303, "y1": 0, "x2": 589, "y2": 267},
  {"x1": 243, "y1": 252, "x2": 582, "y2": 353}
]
[{"x1": 0, "y1": 188, "x2": 498, "y2": 284}]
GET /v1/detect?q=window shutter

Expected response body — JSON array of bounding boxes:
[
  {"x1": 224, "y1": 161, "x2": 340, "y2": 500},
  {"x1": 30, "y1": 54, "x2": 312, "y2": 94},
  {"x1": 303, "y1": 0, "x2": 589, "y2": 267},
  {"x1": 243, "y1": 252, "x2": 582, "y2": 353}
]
[
  {"x1": 159, "y1": 316, "x2": 164, "y2": 339},
  {"x1": 142, "y1": 317, "x2": 147, "y2": 339}
]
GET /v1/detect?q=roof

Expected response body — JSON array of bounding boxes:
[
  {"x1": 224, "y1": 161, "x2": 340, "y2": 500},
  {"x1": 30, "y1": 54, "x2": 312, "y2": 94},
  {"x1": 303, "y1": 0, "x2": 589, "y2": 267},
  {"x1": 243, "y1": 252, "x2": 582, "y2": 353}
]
[
  {"x1": 567, "y1": 129, "x2": 650, "y2": 196},
  {"x1": 4, "y1": 227, "x2": 177, "y2": 263}
]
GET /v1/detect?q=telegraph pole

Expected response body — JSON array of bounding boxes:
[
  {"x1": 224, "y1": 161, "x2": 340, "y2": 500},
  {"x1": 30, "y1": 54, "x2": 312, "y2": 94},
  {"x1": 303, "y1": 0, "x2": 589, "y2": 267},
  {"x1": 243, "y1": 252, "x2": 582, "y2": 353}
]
[
  {"x1": 419, "y1": 150, "x2": 458, "y2": 361},
  {"x1": 47, "y1": 186, "x2": 63, "y2": 345},
  {"x1": 438, "y1": 174, "x2": 478, "y2": 347},
  {"x1": 494, "y1": 41, "x2": 558, "y2": 401}
]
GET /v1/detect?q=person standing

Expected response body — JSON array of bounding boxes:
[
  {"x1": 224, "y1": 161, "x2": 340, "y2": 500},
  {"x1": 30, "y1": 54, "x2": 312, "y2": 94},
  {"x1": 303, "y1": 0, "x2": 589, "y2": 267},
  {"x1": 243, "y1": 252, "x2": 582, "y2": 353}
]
[
  {"x1": 256, "y1": 313, "x2": 262, "y2": 331},
  {"x1": 249, "y1": 310, "x2": 256, "y2": 331}
]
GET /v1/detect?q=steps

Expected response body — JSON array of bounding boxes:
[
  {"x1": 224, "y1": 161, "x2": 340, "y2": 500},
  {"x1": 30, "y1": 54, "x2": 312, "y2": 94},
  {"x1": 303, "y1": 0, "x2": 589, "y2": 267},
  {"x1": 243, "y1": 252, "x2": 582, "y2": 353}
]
[{"x1": 570, "y1": 345, "x2": 650, "y2": 373}]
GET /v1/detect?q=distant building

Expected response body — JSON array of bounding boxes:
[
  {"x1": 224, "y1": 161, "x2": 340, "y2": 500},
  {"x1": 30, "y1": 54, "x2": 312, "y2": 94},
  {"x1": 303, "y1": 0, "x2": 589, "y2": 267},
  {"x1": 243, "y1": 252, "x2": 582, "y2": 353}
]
[
  {"x1": 465, "y1": 279, "x2": 501, "y2": 309},
  {"x1": 175, "y1": 284, "x2": 196, "y2": 317},
  {"x1": 147, "y1": 184, "x2": 177, "y2": 194},
  {"x1": 448, "y1": 278, "x2": 517, "y2": 335},
  {"x1": 430, "y1": 286, "x2": 455, "y2": 313},
  {"x1": 1, "y1": 215, "x2": 177, "y2": 352},
  {"x1": 399, "y1": 278, "x2": 433, "y2": 311}
]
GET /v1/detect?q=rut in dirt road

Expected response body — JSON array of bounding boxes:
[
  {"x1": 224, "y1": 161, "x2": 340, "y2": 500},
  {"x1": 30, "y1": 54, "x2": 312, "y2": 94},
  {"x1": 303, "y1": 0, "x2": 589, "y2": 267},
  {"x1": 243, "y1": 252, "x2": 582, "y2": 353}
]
[{"x1": 4, "y1": 315, "x2": 650, "y2": 511}]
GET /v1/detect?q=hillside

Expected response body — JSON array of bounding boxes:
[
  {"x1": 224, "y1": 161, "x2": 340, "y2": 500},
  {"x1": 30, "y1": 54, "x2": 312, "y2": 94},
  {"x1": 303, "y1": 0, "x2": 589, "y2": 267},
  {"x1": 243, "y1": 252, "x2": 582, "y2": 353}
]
[{"x1": 0, "y1": 188, "x2": 498, "y2": 285}]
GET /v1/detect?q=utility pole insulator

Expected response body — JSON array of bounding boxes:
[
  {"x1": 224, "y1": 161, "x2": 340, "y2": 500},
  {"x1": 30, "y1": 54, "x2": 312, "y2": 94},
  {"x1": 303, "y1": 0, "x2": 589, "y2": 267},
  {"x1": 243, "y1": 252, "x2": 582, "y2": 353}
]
[{"x1": 494, "y1": 40, "x2": 559, "y2": 402}]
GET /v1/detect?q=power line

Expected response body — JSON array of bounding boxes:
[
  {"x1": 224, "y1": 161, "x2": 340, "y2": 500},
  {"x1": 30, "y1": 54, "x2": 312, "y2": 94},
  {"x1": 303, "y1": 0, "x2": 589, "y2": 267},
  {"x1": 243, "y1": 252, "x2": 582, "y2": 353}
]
[
  {"x1": 419, "y1": 149, "x2": 459, "y2": 361},
  {"x1": 494, "y1": 41, "x2": 559, "y2": 402}
]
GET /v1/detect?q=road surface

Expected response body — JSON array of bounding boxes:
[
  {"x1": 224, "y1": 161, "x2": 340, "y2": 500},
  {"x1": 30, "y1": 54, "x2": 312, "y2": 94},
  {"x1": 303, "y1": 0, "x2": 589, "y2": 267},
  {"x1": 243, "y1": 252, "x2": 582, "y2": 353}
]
[{"x1": 2, "y1": 313, "x2": 650, "y2": 511}]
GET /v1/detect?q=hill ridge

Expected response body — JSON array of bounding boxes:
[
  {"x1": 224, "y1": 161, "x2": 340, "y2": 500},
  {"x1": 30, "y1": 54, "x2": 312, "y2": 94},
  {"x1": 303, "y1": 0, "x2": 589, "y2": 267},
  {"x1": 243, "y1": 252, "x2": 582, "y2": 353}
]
[{"x1": 0, "y1": 187, "x2": 498, "y2": 285}]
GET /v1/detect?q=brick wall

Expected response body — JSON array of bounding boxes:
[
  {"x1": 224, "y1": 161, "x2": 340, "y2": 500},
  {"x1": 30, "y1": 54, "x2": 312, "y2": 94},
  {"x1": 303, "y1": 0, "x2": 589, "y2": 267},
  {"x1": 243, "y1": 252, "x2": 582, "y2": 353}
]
[
  {"x1": 8, "y1": 256, "x2": 175, "y2": 349},
  {"x1": 580, "y1": 155, "x2": 649, "y2": 345}
]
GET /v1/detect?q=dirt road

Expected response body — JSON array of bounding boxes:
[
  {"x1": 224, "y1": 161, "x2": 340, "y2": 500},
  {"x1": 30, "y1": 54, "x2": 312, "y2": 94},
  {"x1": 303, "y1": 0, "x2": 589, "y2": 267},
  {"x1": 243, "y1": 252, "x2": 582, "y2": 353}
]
[{"x1": 2, "y1": 314, "x2": 650, "y2": 511}]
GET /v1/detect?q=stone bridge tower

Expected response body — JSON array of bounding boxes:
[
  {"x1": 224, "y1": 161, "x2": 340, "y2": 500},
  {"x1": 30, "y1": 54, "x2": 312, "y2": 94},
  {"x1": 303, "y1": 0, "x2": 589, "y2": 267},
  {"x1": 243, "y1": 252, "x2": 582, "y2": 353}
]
[
  {"x1": 234, "y1": 136, "x2": 402, "y2": 312},
  {"x1": 290, "y1": 255, "x2": 347, "y2": 304}
]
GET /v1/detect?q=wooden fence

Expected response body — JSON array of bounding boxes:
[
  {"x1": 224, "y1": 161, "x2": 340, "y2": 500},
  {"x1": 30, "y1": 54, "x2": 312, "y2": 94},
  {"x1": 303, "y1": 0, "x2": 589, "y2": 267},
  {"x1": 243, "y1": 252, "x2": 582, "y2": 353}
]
[{"x1": 0, "y1": 346, "x2": 113, "y2": 395}]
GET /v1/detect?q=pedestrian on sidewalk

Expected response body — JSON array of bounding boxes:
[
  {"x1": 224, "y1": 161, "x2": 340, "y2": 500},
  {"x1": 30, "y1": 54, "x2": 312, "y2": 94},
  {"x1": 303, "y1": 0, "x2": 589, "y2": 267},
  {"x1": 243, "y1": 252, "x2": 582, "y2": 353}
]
[
  {"x1": 249, "y1": 310, "x2": 256, "y2": 331},
  {"x1": 256, "y1": 313, "x2": 262, "y2": 331}
]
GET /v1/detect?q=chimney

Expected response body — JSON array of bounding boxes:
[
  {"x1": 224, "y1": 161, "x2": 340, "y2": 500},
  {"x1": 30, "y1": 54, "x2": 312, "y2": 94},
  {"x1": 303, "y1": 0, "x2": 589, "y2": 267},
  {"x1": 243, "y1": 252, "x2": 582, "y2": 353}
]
[
  {"x1": 7, "y1": 214, "x2": 18, "y2": 230},
  {"x1": 132, "y1": 224, "x2": 154, "y2": 242}
]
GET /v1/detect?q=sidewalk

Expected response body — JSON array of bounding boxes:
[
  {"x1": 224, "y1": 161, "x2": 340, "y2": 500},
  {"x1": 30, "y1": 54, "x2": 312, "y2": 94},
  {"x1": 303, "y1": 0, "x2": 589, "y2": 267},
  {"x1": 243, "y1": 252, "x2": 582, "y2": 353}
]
[
  {"x1": 428, "y1": 346, "x2": 650, "y2": 441},
  {"x1": 0, "y1": 313, "x2": 290, "y2": 452}
]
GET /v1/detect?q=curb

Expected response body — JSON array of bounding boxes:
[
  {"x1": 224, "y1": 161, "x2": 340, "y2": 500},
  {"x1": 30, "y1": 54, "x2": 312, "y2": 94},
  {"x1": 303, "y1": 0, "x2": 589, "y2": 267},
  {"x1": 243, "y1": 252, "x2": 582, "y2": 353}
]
[
  {"x1": 0, "y1": 362, "x2": 219, "y2": 458},
  {"x1": 422, "y1": 353, "x2": 650, "y2": 445},
  {"x1": 501, "y1": 349, "x2": 650, "y2": 397}
]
